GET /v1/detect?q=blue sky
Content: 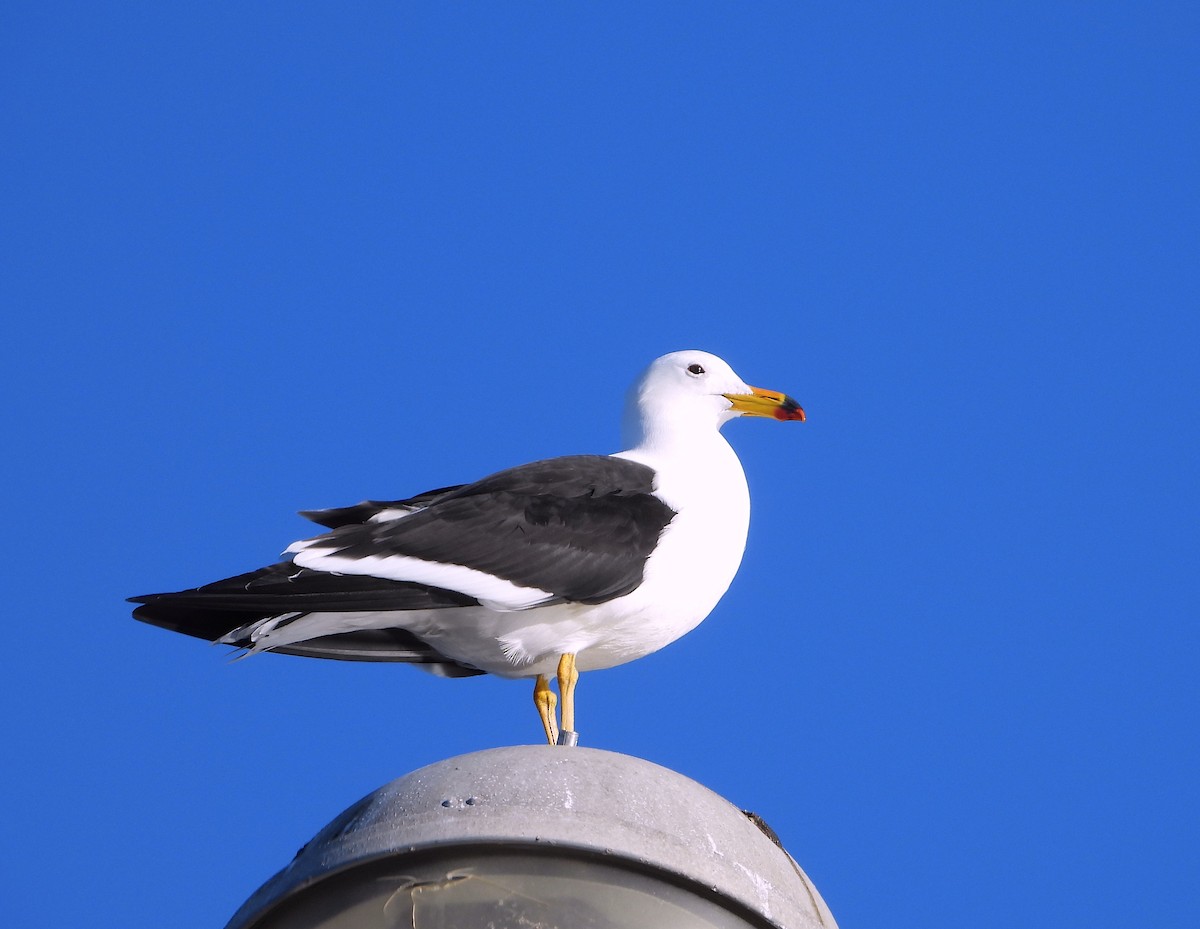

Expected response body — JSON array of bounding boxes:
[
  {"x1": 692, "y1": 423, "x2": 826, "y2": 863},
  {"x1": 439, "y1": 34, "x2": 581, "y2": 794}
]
[{"x1": 3, "y1": 3, "x2": 1196, "y2": 927}]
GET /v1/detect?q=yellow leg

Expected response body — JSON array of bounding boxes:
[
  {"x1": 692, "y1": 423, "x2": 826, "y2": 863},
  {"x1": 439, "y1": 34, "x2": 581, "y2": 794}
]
[
  {"x1": 557, "y1": 653, "x2": 579, "y2": 736},
  {"x1": 533, "y1": 674, "x2": 559, "y2": 745}
]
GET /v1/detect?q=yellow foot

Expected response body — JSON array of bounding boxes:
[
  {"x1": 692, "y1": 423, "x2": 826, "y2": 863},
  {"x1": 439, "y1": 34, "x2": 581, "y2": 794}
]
[
  {"x1": 557, "y1": 652, "x2": 579, "y2": 737},
  {"x1": 533, "y1": 674, "x2": 559, "y2": 745}
]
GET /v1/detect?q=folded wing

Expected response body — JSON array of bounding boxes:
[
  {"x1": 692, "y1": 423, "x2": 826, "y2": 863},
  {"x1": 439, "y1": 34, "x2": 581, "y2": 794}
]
[{"x1": 130, "y1": 454, "x2": 676, "y2": 662}]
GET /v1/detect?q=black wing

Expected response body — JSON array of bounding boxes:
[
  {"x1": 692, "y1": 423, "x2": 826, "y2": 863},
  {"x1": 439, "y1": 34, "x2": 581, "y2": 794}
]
[
  {"x1": 130, "y1": 455, "x2": 675, "y2": 663},
  {"x1": 294, "y1": 455, "x2": 676, "y2": 605}
]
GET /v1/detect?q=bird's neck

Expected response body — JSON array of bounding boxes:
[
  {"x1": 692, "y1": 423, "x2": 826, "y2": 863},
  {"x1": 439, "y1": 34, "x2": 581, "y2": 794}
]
[{"x1": 616, "y1": 422, "x2": 748, "y2": 511}]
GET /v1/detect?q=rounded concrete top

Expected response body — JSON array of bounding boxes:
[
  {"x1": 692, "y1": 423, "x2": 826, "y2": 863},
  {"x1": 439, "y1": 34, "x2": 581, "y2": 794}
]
[{"x1": 227, "y1": 745, "x2": 838, "y2": 929}]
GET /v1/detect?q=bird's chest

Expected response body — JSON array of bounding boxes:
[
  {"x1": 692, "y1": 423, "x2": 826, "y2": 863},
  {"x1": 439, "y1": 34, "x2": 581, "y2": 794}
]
[
  {"x1": 607, "y1": 447, "x2": 751, "y2": 629},
  {"x1": 645, "y1": 477, "x2": 749, "y2": 606}
]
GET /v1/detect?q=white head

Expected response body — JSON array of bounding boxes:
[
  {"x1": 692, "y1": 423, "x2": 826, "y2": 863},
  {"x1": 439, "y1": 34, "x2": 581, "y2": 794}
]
[{"x1": 621, "y1": 351, "x2": 804, "y2": 449}]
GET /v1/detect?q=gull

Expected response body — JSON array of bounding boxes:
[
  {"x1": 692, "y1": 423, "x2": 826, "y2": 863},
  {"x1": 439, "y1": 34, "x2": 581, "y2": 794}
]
[{"x1": 131, "y1": 350, "x2": 805, "y2": 745}]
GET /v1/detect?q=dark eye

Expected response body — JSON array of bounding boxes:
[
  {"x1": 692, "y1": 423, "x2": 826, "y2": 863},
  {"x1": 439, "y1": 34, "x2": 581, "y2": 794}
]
[{"x1": 686, "y1": 363, "x2": 706, "y2": 376}]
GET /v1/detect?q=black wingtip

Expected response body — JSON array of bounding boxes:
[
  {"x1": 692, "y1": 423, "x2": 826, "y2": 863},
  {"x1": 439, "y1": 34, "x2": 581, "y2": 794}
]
[{"x1": 131, "y1": 600, "x2": 256, "y2": 642}]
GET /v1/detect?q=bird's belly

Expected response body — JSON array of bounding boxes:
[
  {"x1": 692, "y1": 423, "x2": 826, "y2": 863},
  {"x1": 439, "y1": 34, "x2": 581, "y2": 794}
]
[{"x1": 403, "y1": 600, "x2": 665, "y2": 679}]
